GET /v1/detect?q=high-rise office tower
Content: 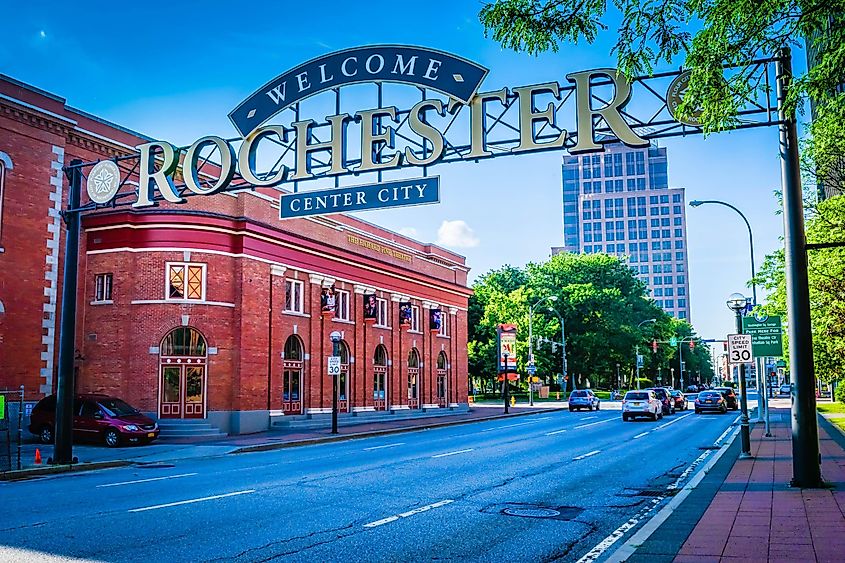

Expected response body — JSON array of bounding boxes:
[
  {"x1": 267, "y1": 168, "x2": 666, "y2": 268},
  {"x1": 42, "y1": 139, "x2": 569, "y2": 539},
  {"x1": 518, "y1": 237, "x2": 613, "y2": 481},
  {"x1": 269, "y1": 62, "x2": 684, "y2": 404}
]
[{"x1": 557, "y1": 142, "x2": 691, "y2": 321}]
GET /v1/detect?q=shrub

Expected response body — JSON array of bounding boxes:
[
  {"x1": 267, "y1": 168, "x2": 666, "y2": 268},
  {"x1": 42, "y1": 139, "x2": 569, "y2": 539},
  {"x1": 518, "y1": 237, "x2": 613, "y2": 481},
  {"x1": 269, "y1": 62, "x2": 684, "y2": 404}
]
[{"x1": 835, "y1": 383, "x2": 845, "y2": 404}]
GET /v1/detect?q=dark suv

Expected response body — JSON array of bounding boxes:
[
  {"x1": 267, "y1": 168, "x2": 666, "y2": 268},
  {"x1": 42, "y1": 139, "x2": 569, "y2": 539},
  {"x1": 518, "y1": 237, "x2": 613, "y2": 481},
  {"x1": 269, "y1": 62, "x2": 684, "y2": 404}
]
[
  {"x1": 714, "y1": 387, "x2": 739, "y2": 410},
  {"x1": 29, "y1": 394, "x2": 159, "y2": 447},
  {"x1": 646, "y1": 387, "x2": 675, "y2": 415}
]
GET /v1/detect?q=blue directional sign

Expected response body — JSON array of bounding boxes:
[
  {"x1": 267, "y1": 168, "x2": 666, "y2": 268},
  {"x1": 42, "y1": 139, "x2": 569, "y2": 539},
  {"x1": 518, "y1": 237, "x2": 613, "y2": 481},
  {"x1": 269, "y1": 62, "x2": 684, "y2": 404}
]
[
  {"x1": 230, "y1": 45, "x2": 489, "y2": 136},
  {"x1": 527, "y1": 365, "x2": 537, "y2": 375},
  {"x1": 279, "y1": 176, "x2": 439, "y2": 219}
]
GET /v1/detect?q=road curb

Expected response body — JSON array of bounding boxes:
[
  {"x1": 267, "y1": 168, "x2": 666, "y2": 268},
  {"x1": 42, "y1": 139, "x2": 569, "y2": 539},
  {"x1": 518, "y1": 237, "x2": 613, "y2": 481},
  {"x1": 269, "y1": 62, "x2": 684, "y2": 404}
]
[
  {"x1": 602, "y1": 414, "x2": 744, "y2": 563},
  {"x1": 0, "y1": 460, "x2": 132, "y2": 482},
  {"x1": 229, "y1": 408, "x2": 564, "y2": 455}
]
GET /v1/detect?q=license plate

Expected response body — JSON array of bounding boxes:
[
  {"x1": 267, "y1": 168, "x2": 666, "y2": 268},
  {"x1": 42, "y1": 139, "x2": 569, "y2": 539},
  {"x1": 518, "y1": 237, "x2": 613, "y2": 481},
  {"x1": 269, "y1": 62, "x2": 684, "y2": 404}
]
[
  {"x1": 705, "y1": 400, "x2": 712, "y2": 403},
  {"x1": 632, "y1": 402, "x2": 641, "y2": 406},
  {"x1": 147, "y1": 432, "x2": 155, "y2": 438}
]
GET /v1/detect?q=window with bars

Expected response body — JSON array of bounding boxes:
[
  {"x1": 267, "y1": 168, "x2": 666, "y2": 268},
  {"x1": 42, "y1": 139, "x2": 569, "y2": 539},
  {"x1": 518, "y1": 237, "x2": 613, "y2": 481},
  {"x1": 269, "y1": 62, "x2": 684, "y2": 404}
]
[
  {"x1": 284, "y1": 279, "x2": 304, "y2": 313},
  {"x1": 167, "y1": 263, "x2": 205, "y2": 301},
  {"x1": 94, "y1": 273, "x2": 113, "y2": 302},
  {"x1": 334, "y1": 289, "x2": 350, "y2": 321}
]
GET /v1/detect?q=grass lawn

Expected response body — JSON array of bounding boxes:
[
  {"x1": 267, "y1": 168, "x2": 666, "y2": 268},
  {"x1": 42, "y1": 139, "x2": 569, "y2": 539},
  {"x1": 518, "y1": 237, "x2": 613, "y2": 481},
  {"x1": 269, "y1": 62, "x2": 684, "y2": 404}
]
[
  {"x1": 828, "y1": 417, "x2": 845, "y2": 434},
  {"x1": 817, "y1": 402, "x2": 845, "y2": 414}
]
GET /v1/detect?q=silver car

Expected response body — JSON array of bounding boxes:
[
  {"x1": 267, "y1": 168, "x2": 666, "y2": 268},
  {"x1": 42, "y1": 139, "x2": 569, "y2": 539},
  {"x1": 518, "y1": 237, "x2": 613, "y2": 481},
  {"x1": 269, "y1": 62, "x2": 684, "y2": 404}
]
[{"x1": 622, "y1": 390, "x2": 662, "y2": 421}]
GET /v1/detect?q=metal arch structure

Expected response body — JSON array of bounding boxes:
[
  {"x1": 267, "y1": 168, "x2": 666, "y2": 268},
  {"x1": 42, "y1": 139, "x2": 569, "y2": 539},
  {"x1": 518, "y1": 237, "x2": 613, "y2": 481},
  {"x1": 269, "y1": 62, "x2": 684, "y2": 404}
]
[
  {"x1": 62, "y1": 57, "x2": 781, "y2": 215},
  {"x1": 53, "y1": 47, "x2": 822, "y2": 490}
]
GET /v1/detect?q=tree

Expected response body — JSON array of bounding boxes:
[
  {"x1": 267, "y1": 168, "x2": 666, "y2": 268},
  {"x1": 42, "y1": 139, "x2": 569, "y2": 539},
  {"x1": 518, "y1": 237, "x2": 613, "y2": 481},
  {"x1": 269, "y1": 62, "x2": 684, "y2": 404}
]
[
  {"x1": 756, "y1": 194, "x2": 845, "y2": 384},
  {"x1": 467, "y1": 252, "x2": 685, "y2": 391},
  {"x1": 479, "y1": 0, "x2": 845, "y2": 153}
]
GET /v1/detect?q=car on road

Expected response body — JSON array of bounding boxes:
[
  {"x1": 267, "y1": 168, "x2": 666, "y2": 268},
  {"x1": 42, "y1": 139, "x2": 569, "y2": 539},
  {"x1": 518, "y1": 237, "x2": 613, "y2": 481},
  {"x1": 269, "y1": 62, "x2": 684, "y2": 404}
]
[
  {"x1": 29, "y1": 393, "x2": 160, "y2": 447},
  {"x1": 714, "y1": 387, "x2": 739, "y2": 410},
  {"x1": 779, "y1": 383, "x2": 792, "y2": 396},
  {"x1": 668, "y1": 389, "x2": 688, "y2": 411},
  {"x1": 568, "y1": 389, "x2": 601, "y2": 411},
  {"x1": 646, "y1": 387, "x2": 675, "y2": 415},
  {"x1": 622, "y1": 390, "x2": 662, "y2": 421},
  {"x1": 694, "y1": 390, "x2": 729, "y2": 414}
]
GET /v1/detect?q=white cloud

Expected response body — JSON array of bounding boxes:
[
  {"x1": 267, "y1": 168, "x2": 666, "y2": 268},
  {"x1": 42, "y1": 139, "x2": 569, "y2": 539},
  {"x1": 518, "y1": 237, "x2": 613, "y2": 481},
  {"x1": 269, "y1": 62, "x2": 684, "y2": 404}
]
[
  {"x1": 398, "y1": 227, "x2": 418, "y2": 238},
  {"x1": 436, "y1": 220, "x2": 480, "y2": 248}
]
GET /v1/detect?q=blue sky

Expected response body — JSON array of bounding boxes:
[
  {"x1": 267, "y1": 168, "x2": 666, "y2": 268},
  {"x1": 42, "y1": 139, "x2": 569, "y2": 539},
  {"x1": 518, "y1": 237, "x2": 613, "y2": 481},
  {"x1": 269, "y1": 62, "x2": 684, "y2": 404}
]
[{"x1": 2, "y1": 1, "x2": 803, "y2": 343}]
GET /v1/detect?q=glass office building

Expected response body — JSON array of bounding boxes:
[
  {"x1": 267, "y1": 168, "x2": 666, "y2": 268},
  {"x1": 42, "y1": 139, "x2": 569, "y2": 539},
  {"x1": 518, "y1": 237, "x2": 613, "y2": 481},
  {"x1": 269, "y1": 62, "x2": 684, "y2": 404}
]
[{"x1": 557, "y1": 142, "x2": 691, "y2": 321}]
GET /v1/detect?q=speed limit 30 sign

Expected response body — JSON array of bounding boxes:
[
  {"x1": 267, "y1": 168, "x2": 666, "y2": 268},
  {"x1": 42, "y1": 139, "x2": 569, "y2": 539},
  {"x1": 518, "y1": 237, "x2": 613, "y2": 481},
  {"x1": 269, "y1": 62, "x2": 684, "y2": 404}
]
[
  {"x1": 727, "y1": 334, "x2": 754, "y2": 364},
  {"x1": 327, "y1": 356, "x2": 341, "y2": 377}
]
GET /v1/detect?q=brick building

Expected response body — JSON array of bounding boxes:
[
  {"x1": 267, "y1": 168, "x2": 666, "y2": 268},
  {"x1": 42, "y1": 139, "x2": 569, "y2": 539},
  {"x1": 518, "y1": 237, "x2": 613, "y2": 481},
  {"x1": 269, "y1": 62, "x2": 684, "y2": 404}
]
[{"x1": 0, "y1": 74, "x2": 471, "y2": 434}]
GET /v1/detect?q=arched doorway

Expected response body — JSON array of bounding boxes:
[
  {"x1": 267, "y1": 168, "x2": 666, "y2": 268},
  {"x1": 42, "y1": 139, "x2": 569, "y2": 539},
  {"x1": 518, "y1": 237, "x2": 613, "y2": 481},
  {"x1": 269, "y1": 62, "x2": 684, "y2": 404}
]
[
  {"x1": 282, "y1": 335, "x2": 304, "y2": 414},
  {"x1": 407, "y1": 348, "x2": 420, "y2": 409},
  {"x1": 338, "y1": 340, "x2": 350, "y2": 412},
  {"x1": 159, "y1": 327, "x2": 207, "y2": 419},
  {"x1": 437, "y1": 351, "x2": 448, "y2": 407},
  {"x1": 373, "y1": 345, "x2": 388, "y2": 411}
]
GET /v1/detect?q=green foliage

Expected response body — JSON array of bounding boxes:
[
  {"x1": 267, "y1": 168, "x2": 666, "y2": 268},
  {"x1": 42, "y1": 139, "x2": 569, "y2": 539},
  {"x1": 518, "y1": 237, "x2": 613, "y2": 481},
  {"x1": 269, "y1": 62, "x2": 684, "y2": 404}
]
[
  {"x1": 467, "y1": 253, "x2": 713, "y2": 391},
  {"x1": 479, "y1": 0, "x2": 845, "y2": 137},
  {"x1": 835, "y1": 383, "x2": 845, "y2": 404},
  {"x1": 755, "y1": 195, "x2": 845, "y2": 384},
  {"x1": 634, "y1": 378, "x2": 653, "y2": 388}
]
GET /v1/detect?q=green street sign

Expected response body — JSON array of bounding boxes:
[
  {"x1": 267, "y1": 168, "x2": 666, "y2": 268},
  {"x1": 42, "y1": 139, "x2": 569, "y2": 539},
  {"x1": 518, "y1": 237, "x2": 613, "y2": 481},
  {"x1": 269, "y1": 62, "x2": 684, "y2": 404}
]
[
  {"x1": 669, "y1": 337, "x2": 678, "y2": 346},
  {"x1": 0, "y1": 395, "x2": 5, "y2": 420},
  {"x1": 742, "y1": 315, "x2": 784, "y2": 357}
]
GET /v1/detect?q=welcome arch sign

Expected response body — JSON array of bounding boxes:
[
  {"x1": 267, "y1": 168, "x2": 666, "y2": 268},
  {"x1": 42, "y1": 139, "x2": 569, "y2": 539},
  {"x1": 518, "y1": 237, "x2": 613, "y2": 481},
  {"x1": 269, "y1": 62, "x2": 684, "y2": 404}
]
[{"x1": 55, "y1": 46, "x2": 820, "y2": 489}]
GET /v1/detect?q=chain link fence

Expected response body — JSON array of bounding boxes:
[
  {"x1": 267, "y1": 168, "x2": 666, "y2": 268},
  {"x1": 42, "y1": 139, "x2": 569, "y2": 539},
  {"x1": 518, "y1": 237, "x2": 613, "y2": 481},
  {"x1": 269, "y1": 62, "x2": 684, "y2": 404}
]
[{"x1": 0, "y1": 387, "x2": 26, "y2": 474}]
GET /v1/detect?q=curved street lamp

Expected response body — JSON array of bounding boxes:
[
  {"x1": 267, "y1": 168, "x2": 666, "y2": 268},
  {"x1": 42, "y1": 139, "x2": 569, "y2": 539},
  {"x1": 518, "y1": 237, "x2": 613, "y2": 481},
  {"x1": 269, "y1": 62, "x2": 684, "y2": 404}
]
[
  {"x1": 545, "y1": 307, "x2": 569, "y2": 394},
  {"x1": 727, "y1": 292, "x2": 753, "y2": 459},
  {"x1": 528, "y1": 295, "x2": 558, "y2": 405}
]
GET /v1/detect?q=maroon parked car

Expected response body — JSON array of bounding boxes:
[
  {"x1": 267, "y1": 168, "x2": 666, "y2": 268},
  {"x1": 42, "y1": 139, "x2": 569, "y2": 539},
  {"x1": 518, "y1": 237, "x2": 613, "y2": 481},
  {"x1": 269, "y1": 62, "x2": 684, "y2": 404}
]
[{"x1": 29, "y1": 394, "x2": 159, "y2": 447}]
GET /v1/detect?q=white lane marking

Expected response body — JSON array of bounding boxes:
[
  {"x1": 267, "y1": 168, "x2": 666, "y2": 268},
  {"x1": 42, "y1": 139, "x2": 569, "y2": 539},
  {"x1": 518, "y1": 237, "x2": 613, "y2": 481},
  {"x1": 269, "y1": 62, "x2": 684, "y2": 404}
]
[
  {"x1": 574, "y1": 419, "x2": 614, "y2": 430},
  {"x1": 432, "y1": 448, "x2": 473, "y2": 459},
  {"x1": 363, "y1": 443, "x2": 404, "y2": 451},
  {"x1": 480, "y1": 419, "x2": 544, "y2": 433},
  {"x1": 579, "y1": 418, "x2": 741, "y2": 563},
  {"x1": 364, "y1": 499, "x2": 454, "y2": 528},
  {"x1": 573, "y1": 450, "x2": 601, "y2": 461},
  {"x1": 129, "y1": 490, "x2": 255, "y2": 513},
  {"x1": 98, "y1": 473, "x2": 197, "y2": 488},
  {"x1": 633, "y1": 432, "x2": 649, "y2": 439},
  {"x1": 582, "y1": 416, "x2": 598, "y2": 420},
  {"x1": 654, "y1": 412, "x2": 693, "y2": 430},
  {"x1": 545, "y1": 429, "x2": 568, "y2": 436}
]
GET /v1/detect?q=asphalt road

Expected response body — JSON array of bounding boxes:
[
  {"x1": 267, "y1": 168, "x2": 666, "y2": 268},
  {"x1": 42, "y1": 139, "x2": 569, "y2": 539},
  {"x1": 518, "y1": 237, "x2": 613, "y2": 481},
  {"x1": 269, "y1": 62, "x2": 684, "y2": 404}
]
[{"x1": 1, "y1": 402, "x2": 740, "y2": 563}]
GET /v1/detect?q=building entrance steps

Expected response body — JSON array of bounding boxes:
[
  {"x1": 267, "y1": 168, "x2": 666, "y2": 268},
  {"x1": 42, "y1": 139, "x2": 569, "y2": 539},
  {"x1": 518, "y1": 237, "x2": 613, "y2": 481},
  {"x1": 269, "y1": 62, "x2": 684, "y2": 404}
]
[{"x1": 157, "y1": 419, "x2": 228, "y2": 440}]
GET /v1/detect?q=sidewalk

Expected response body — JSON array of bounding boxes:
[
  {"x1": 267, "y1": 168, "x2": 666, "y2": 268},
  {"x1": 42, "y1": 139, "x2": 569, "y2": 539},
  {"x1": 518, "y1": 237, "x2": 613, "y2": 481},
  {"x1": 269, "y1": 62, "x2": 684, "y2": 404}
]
[
  {"x1": 3, "y1": 403, "x2": 563, "y2": 479},
  {"x1": 629, "y1": 404, "x2": 845, "y2": 563}
]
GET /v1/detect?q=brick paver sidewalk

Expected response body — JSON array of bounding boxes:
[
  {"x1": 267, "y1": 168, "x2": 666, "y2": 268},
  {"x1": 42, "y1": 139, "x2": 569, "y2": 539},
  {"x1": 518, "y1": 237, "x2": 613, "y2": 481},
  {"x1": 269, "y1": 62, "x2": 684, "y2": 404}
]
[{"x1": 674, "y1": 408, "x2": 845, "y2": 562}]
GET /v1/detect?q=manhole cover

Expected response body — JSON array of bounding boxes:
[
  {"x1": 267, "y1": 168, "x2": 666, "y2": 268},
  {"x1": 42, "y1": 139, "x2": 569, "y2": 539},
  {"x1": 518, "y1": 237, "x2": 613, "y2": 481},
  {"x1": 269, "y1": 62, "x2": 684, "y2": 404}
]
[{"x1": 502, "y1": 507, "x2": 561, "y2": 518}]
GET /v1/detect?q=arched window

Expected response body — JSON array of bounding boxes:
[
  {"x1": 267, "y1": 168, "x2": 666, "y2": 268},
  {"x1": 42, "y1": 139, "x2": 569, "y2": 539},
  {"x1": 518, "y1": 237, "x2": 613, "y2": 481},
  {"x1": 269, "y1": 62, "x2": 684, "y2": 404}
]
[
  {"x1": 160, "y1": 327, "x2": 207, "y2": 357},
  {"x1": 408, "y1": 349, "x2": 419, "y2": 368},
  {"x1": 374, "y1": 344, "x2": 387, "y2": 366},
  {"x1": 437, "y1": 351, "x2": 447, "y2": 370},
  {"x1": 436, "y1": 351, "x2": 448, "y2": 404},
  {"x1": 284, "y1": 335, "x2": 304, "y2": 361},
  {"x1": 0, "y1": 160, "x2": 5, "y2": 243}
]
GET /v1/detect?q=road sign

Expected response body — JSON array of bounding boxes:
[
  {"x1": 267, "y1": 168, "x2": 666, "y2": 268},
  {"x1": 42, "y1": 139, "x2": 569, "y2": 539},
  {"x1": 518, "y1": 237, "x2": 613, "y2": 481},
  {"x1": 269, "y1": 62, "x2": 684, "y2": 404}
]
[
  {"x1": 742, "y1": 315, "x2": 784, "y2": 357},
  {"x1": 527, "y1": 364, "x2": 537, "y2": 375},
  {"x1": 669, "y1": 336, "x2": 678, "y2": 346},
  {"x1": 327, "y1": 356, "x2": 341, "y2": 377},
  {"x1": 0, "y1": 395, "x2": 4, "y2": 420},
  {"x1": 636, "y1": 354, "x2": 644, "y2": 368},
  {"x1": 727, "y1": 334, "x2": 753, "y2": 364}
]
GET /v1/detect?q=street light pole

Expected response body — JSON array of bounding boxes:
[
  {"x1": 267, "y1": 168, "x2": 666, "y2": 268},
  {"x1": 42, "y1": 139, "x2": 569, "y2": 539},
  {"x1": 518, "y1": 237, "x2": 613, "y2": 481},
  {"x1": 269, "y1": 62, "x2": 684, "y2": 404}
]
[
  {"x1": 503, "y1": 352, "x2": 510, "y2": 414},
  {"x1": 330, "y1": 331, "x2": 342, "y2": 435},
  {"x1": 690, "y1": 199, "x2": 765, "y2": 425},
  {"x1": 528, "y1": 295, "x2": 558, "y2": 407},
  {"x1": 545, "y1": 307, "x2": 568, "y2": 397},
  {"x1": 728, "y1": 293, "x2": 752, "y2": 459},
  {"x1": 636, "y1": 319, "x2": 657, "y2": 391}
]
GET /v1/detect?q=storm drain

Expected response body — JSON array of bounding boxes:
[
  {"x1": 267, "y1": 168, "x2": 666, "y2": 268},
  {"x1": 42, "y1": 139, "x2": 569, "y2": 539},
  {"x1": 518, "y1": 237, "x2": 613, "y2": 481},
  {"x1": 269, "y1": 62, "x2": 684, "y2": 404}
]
[
  {"x1": 485, "y1": 503, "x2": 583, "y2": 521},
  {"x1": 618, "y1": 488, "x2": 679, "y2": 498}
]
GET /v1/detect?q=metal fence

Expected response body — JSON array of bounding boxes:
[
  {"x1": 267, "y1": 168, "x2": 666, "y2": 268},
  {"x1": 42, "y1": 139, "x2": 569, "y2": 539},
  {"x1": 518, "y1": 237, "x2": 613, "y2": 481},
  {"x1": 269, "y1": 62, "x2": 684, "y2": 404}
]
[{"x1": 0, "y1": 387, "x2": 25, "y2": 474}]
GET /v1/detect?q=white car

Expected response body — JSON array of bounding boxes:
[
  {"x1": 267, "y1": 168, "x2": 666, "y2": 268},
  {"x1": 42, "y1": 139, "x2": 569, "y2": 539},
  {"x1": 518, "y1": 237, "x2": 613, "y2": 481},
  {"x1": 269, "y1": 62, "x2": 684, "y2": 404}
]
[{"x1": 622, "y1": 390, "x2": 663, "y2": 421}]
